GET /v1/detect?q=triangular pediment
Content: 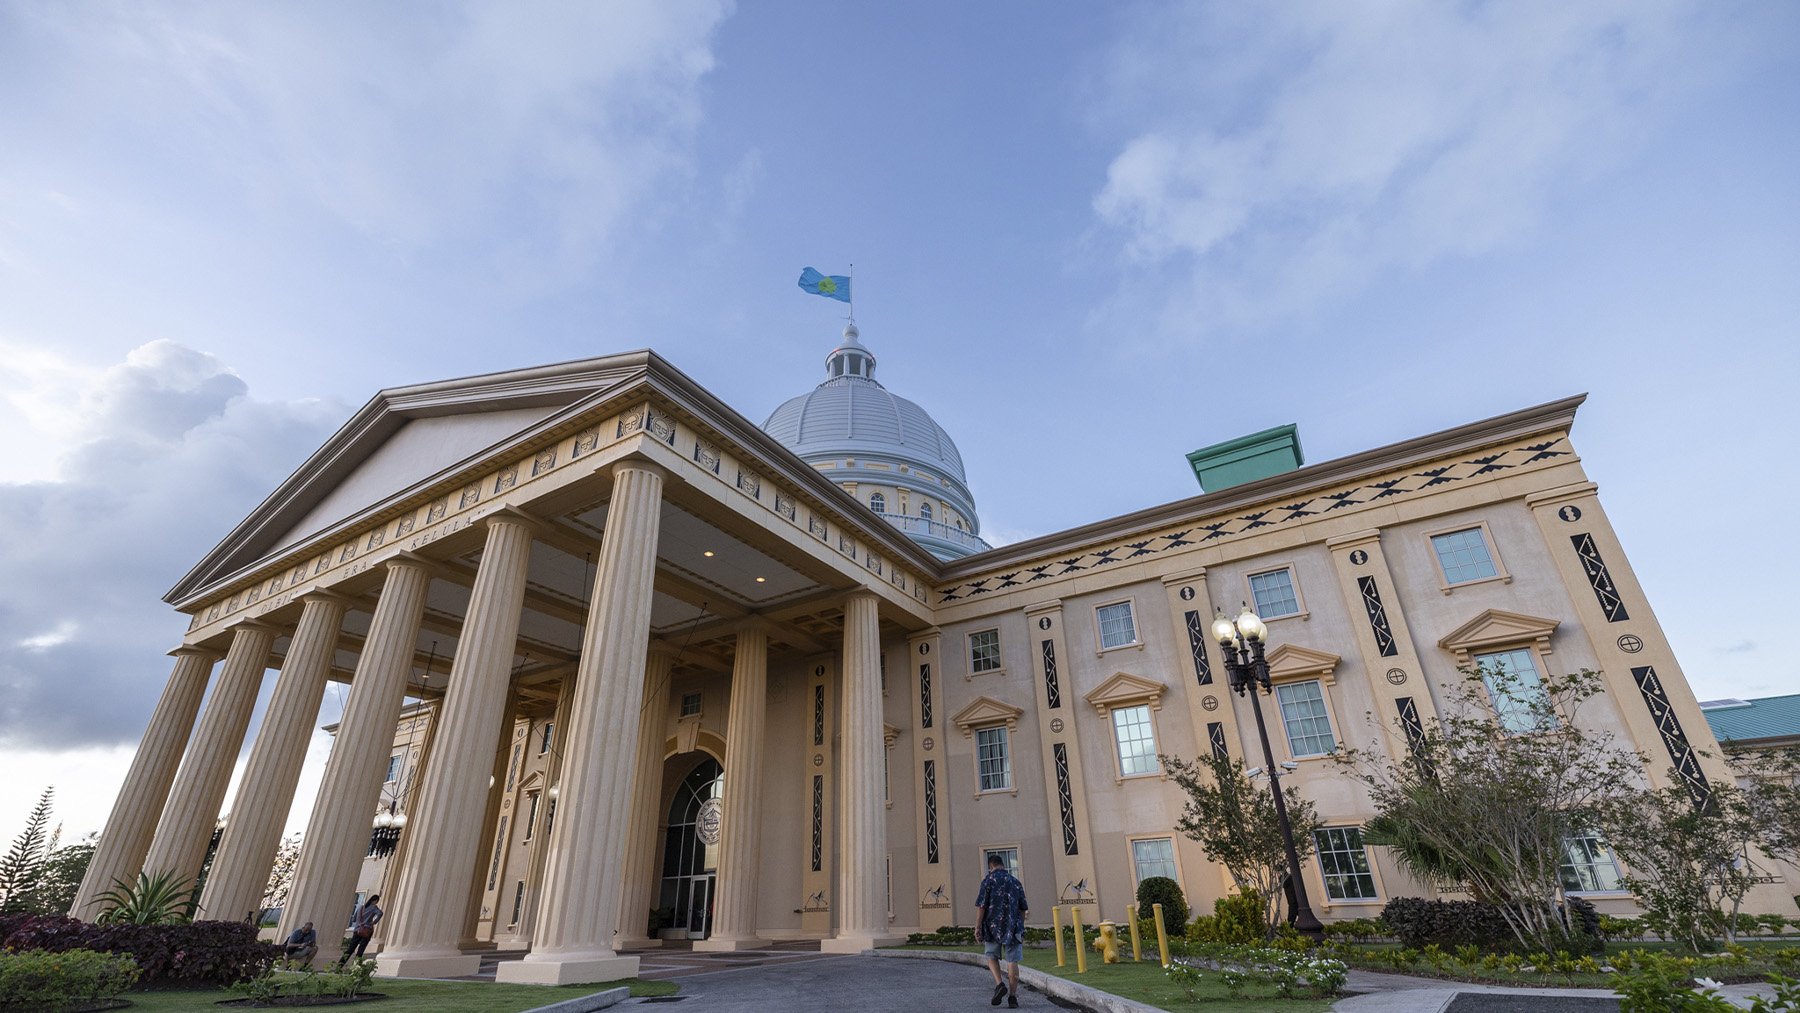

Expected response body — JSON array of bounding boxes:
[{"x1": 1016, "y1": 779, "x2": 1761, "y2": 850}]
[
  {"x1": 1265, "y1": 643, "x2": 1341, "y2": 684},
  {"x1": 1437, "y1": 609, "x2": 1559, "y2": 660},
  {"x1": 951, "y1": 696, "x2": 1024, "y2": 735},
  {"x1": 1084, "y1": 672, "x2": 1167, "y2": 714}
]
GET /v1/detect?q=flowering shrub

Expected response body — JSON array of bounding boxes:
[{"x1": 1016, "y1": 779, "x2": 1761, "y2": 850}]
[
  {"x1": 0, "y1": 948, "x2": 140, "y2": 1010},
  {"x1": 1166, "y1": 942, "x2": 1347, "y2": 999},
  {"x1": 1, "y1": 915, "x2": 277, "y2": 986},
  {"x1": 232, "y1": 959, "x2": 375, "y2": 1005}
]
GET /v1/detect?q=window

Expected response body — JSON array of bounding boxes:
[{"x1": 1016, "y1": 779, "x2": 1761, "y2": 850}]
[
  {"x1": 680, "y1": 692, "x2": 703, "y2": 718},
  {"x1": 539, "y1": 722, "x2": 554, "y2": 755},
  {"x1": 1431, "y1": 528, "x2": 1499, "y2": 585},
  {"x1": 969, "y1": 629, "x2": 1002, "y2": 673},
  {"x1": 1314, "y1": 827, "x2": 1379, "y2": 901},
  {"x1": 920, "y1": 502, "x2": 933, "y2": 521},
  {"x1": 510, "y1": 880, "x2": 526, "y2": 926},
  {"x1": 1096, "y1": 601, "x2": 1138, "y2": 650},
  {"x1": 522, "y1": 792, "x2": 540, "y2": 841},
  {"x1": 1560, "y1": 834, "x2": 1625, "y2": 892},
  {"x1": 1131, "y1": 837, "x2": 1178, "y2": 885},
  {"x1": 983, "y1": 846, "x2": 1021, "y2": 877},
  {"x1": 976, "y1": 726, "x2": 1012, "y2": 791},
  {"x1": 383, "y1": 754, "x2": 402, "y2": 784},
  {"x1": 1275, "y1": 680, "x2": 1336, "y2": 756},
  {"x1": 1112, "y1": 703, "x2": 1159, "y2": 776},
  {"x1": 1474, "y1": 648, "x2": 1550, "y2": 735},
  {"x1": 870, "y1": 492, "x2": 886, "y2": 513},
  {"x1": 1249, "y1": 568, "x2": 1301, "y2": 618}
]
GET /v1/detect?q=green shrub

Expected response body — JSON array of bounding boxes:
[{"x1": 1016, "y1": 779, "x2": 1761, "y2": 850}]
[
  {"x1": 1612, "y1": 953, "x2": 1736, "y2": 1012},
  {"x1": 1380, "y1": 896, "x2": 1524, "y2": 951},
  {"x1": 1135, "y1": 877, "x2": 1188, "y2": 935},
  {"x1": 0, "y1": 915, "x2": 276, "y2": 986},
  {"x1": 1186, "y1": 892, "x2": 1265, "y2": 944},
  {"x1": 1756, "y1": 914, "x2": 1793, "y2": 937},
  {"x1": 1324, "y1": 917, "x2": 1385, "y2": 943},
  {"x1": 0, "y1": 948, "x2": 140, "y2": 1010}
]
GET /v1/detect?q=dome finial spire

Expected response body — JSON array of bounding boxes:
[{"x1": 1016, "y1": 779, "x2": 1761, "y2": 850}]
[{"x1": 824, "y1": 315, "x2": 876, "y2": 382}]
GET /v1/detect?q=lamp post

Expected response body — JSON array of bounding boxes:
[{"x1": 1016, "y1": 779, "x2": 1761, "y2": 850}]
[{"x1": 1212, "y1": 604, "x2": 1325, "y2": 940}]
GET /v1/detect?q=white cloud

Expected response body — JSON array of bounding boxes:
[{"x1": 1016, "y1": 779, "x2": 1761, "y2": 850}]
[{"x1": 1090, "y1": 1, "x2": 1742, "y2": 335}]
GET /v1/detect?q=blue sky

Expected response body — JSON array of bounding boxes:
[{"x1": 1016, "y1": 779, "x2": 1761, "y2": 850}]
[{"x1": 2, "y1": 1, "x2": 1796, "y2": 839}]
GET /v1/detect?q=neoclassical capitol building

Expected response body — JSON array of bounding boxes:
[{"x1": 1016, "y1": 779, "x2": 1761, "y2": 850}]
[{"x1": 70, "y1": 326, "x2": 1793, "y2": 983}]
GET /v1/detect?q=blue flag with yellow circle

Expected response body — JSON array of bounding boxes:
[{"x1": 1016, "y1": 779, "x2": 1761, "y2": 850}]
[{"x1": 797, "y1": 267, "x2": 851, "y2": 303}]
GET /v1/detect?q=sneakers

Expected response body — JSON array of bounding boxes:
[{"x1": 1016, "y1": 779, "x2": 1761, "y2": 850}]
[
  {"x1": 991, "y1": 982, "x2": 1007, "y2": 1006},
  {"x1": 1008, "y1": 994, "x2": 1019, "y2": 1008}
]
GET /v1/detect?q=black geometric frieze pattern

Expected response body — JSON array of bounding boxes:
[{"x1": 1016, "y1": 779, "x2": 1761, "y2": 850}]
[
  {"x1": 1207, "y1": 721, "x2": 1229, "y2": 759},
  {"x1": 1358, "y1": 576, "x2": 1399, "y2": 658},
  {"x1": 1633, "y1": 665, "x2": 1711, "y2": 806},
  {"x1": 1053, "y1": 743, "x2": 1078, "y2": 856},
  {"x1": 1571, "y1": 533, "x2": 1630, "y2": 622},
  {"x1": 937, "y1": 435, "x2": 1571, "y2": 602},
  {"x1": 923, "y1": 759, "x2": 940, "y2": 864},
  {"x1": 1042, "y1": 640, "x2": 1062, "y2": 709},
  {"x1": 1396, "y1": 697, "x2": 1426, "y2": 753},
  {"x1": 813, "y1": 684, "x2": 825, "y2": 746},
  {"x1": 810, "y1": 774, "x2": 824, "y2": 872},
  {"x1": 919, "y1": 664, "x2": 934, "y2": 729},
  {"x1": 1184, "y1": 610, "x2": 1214, "y2": 685}
]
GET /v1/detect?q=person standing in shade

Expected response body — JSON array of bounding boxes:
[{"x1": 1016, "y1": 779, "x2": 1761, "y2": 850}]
[
  {"x1": 339, "y1": 893, "x2": 382, "y2": 964},
  {"x1": 975, "y1": 854, "x2": 1029, "y2": 1008}
]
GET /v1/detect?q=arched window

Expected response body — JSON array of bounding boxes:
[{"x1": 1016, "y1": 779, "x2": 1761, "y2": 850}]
[
  {"x1": 920, "y1": 502, "x2": 933, "y2": 522},
  {"x1": 658, "y1": 758, "x2": 723, "y2": 939},
  {"x1": 870, "y1": 493, "x2": 886, "y2": 513}
]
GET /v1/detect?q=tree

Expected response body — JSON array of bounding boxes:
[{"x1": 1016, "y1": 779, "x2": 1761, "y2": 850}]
[
  {"x1": 263, "y1": 834, "x2": 303, "y2": 914},
  {"x1": 0, "y1": 787, "x2": 54, "y2": 913},
  {"x1": 1161, "y1": 752, "x2": 1320, "y2": 935},
  {"x1": 1334, "y1": 665, "x2": 1641, "y2": 953},
  {"x1": 1598, "y1": 777, "x2": 1762, "y2": 951},
  {"x1": 21, "y1": 834, "x2": 96, "y2": 915},
  {"x1": 1727, "y1": 745, "x2": 1800, "y2": 869}
]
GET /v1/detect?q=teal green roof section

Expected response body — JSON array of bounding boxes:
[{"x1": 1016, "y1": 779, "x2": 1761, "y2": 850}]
[
  {"x1": 1700, "y1": 693, "x2": 1800, "y2": 745},
  {"x1": 1187, "y1": 424, "x2": 1305, "y2": 493}
]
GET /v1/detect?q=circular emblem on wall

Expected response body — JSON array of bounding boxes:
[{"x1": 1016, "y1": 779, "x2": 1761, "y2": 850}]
[
  {"x1": 1037, "y1": 616, "x2": 1053, "y2": 630},
  {"x1": 696, "y1": 798, "x2": 723, "y2": 845},
  {"x1": 1201, "y1": 695, "x2": 1219, "y2": 712},
  {"x1": 922, "y1": 736, "x2": 934, "y2": 751},
  {"x1": 918, "y1": 643, "x2": 931, "y2": 656},
  {"x1": 815, "y1": 665, "x2": 826, "y2": 677},
  {"x1": 1386, "y1": 668, "x2": 1408, "y2": 686},
  {"x1": 1558, "y1": 505, "x2": 1583, "y2": 522},
  {"x1": 1179, "y1": 586, "x2": 1196, "y2": 601},
  {"x1": 812, "y1": 753, "x2": 824, "y2": 767},
  {"x1": 1348, "y1": 549, "x2": 1369, "y2": 566},
  {"x1": 1617, "y1": 634, "x2": 1645, "y2": 654},
  {"x1": 1050, "y1": 718, "x2": 1065, "y2": 734}
]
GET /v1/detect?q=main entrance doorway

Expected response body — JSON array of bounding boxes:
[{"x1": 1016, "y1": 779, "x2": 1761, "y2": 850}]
[{"x1": 659, "y1": 757, "x2": 723, "y2": 940}]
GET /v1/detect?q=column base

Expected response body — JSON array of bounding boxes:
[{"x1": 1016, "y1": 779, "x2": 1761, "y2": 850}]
[
  {"x1": 373, "y1": 952, "x2": 482, "y2": 979},
  {"x1": 616, "y1": 935, "x2": 665, "y2": 950},
  {"x1": 820, "y1": 933, "x2": 905, "y2": 954},
  {"x1": 692, "y1": 935, "x2": 768, "y2": 951},
  {"x1": 494, "y1": 953, "x2": 640, "y2": 986}
]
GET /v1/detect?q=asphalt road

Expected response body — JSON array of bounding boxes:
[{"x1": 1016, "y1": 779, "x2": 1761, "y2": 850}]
[{"x1": 624, "y1": 954, "x2": 1089, "y2": 1012}]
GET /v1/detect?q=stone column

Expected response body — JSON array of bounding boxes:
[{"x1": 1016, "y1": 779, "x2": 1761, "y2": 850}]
[
  {"x1": 280, "y1": 559, "x2": 431, "y2": 960},
  {"x1": 142, "y1": 622, "x2": 278, "y2": 886},
  {"x1": 460, "y1": 700, "x2": 519, "y2": 948},
  {"x1": 370, "y1": 700, "x2": 440, "y2": 950},
  {"x1": 616, "y1": 647, "x2": 675, "y2": 949},
  {"x1": 695, "y1": 625, "x2": 769, "y2": 950},
  {"x1": 199, "y1": 594, "x2": 349, "y2": 921},
  {"x1": 70, "y1": 647, "x2": 219, "y2": 919},
  {"x1": 498, "y1": 460, "x2": 664, "y2": 985},
  {"x1": 823, "y1": 591, "x2": 899, "y2": 952},
  {"x1": 378, "y1": 517, "x2": 534, "y2": 978}
]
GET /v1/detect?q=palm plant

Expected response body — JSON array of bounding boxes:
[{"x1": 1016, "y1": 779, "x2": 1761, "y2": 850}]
[{"x1": 94, "y1": 869, "x2": 199, "y2": 924}]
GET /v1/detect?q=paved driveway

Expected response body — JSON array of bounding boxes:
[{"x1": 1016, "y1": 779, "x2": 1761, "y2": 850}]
[{"x1": 623, "y1": 953, "x2": 1085, "y2": 1012}]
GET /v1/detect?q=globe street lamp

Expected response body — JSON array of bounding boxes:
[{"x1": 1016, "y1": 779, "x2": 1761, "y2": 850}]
[{"x1": 1213, "y1": 604, "x2": 1325, "y2": 940}]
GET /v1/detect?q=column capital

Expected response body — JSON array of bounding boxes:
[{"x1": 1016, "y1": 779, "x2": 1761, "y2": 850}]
[
  {"x1": 843, "y1": 588, "x2": 881, "y2": 606},
  {"x1": 482, "y1": 505, "x2": 548, "y2": 535},
  {"x1": 1324, "y1": 528, "x2": 1383, "y2": 551},
  {"x1": 167, "y1": 644, "x2": 223, "y2": 661},
  {"x1": 602, "y1": 456, "x2": 670, "y2": 483},
  {"x1": 297, "y1": 588, "x2": 358, "y2": 610},
  {"x1": 1158, "y1": 565, "x2": 1209, "y2": 586},
  {"x1": 1524, "y1": 481, "x2": 1600, "y2": 511},
  {"x1": 730, "y1": 615, "x2": 781, "y2": 638},
  {"x1": 385, "y1": 551, "x2": 444, "y2": 578},
  {"x1": 227, "y1": 619, "x2": 282, "y2": 638}
]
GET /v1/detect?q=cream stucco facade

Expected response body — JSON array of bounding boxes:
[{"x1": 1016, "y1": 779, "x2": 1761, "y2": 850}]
[{"x1": 70, "y1": 340, "x2": 1799, "y2": 985}]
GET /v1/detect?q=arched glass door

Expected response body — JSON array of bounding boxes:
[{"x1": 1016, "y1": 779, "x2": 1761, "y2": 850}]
[{"x1": 658, "y1": 757, "x2": 723, "y2": 939}]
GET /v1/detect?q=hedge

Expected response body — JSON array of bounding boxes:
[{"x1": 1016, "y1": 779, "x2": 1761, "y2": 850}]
[
  {"x1": 0, "y1": 916, "x2": 277, "y2": 987},
  {"x1": 0, "y1": 948, "x2": 140, "y2": 1010}
]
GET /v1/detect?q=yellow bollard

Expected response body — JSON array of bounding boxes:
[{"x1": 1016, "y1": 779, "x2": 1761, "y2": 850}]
[
  {"x1": 1072, "y1": 905, "x2": 1086, "y2": 973},
  {"x1": 1053, "y1": 906, "x2": 1065, "y2": 967},
  {"x1": 1152, "y1": 902, "x2": 1171, "y2": 968},
  {"x1": 1093, "y1": 921, "x2": 1123, "y2": 963},
  {"x1": 1127, "y1": 902, "x2": 1143, "y2": 961}
]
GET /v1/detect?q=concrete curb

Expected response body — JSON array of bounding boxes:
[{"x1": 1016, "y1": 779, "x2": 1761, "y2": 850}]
[
  {"x1": 876, "y1": 948, "x2": 1162, "y2": 1013},
  {"x1": 518, "y1": 984, "x2": 632, "y2": 1013}
]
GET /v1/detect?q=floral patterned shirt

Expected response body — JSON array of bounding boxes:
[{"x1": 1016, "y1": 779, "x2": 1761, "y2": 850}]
[{"x1": 975, "y1": 868, "x2": 1029, "y2": 945}]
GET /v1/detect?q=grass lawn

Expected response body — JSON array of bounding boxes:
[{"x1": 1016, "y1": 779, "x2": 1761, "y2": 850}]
[
  {"x1": 121, "y1": 977, "x2": 677, "y2": 1012},
  {"x1": 897, "y1": 946, "x2": 1334, "y2": 1013}
]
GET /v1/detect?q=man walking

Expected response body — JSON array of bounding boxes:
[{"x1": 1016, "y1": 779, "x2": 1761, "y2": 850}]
[{"x1": 975, "y1": 854, "x2": 1029, "y2": 1008}]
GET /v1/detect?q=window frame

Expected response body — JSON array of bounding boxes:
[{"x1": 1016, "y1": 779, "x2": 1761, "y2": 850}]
[
  {"x1": 521, "y1": 791, "x2": 540, "y2": 842},
  {"x1": 975, "y1": 724, "x2": 1014, "y2": 794},
  {"x1": 1245, "y1": 565, "x2": 1307, "y2": 622},
  {"x1": 1425, "y1": 520, "x2": 1511, "y2": 592},
  {"x1": 968, "y1": 628, "x2": 1004, "y2": 676},
  {"x1": 1472, "y1": 646, "x2": 1554, "y2": 736},
  {"x1": 1312, "y1": 825, "x2": 1383, "y2": 905},
  {"x1": 981, "y1": 844, "x2": 1023, "y2": 882},
  {"x1": 383, "y1": 753, "x2": 402, "y2": 785},
  {"x1": 1110, "y1": 702, "x2": 1161, "y2": 779},
  {"x1": 1559, "y1": 833, "x2": 1628, "y2": 895},
  {"x1": 679, "y1": 691, "x2": 703, "y2": 718},
  {"x1": 1273, "y1": 678, "x2": 1338, "y2": 759},
  {"x1": 869, "y1": 492, "x2": 886, "y2": 513},
  {"x1": 538, "y1": 721, "x2": 554, "y2": 755},
  {"x1": 1093, "y1": 599, "x2": 1141, "y2": 653},
  {"x1": 1126, "y1": 834, "x2": 1183, "y2": 889}
]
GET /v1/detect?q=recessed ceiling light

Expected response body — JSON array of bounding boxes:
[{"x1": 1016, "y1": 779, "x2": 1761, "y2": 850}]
[
  {"x1": 703, "y1": 550, "x2": 715, "y2": 557},
  {"x1": 755, "y1": 576, "x2": 766, "y2": 583}
]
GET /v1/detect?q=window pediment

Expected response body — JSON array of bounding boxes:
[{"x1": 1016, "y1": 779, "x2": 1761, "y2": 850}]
[
  {"x1": 1264, "y1": 643, "x2": 1341, "y2": 686},
  {"x1": 1437, "y1": 609, "x2": 1559, "y2": 663},
  {"x1": 883, "y1": 722, "x2": 902, "y2": 747},
  {"x1": 951, "y1": 696, "x2": 1024, "y2": 736},
  {"x1": 1084, "y1": 672, "x2": 1167, "y2": 716}
]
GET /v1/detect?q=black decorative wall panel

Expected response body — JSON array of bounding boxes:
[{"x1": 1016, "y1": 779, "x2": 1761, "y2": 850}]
[
  {"x1": 1358, "y1": 576, "x2": 1399, "y2": 657},
  {"x1": 923, "y1": 759, "x2": 940, "y2": 864},
  {"x1": 1184, "y1": 610, "x2": 1214, "y2": 685},
  {"x1": 810, "y1": 774, "x2": 824, "y2": 872},
  {"x1": 1571, "y1": 533, "x2": 1630, "y2": 622},
  {"x1": 1207, "y1": 721, "x2": 1229, "y2": 759},
  {"x1": 1053, "y1": 743, "x2": 1078, "y2": 856},
  {"x1": 1042, "y1": 640, "x2": 1062, "y2": 709},
  {"x1": 812, "y1": 684, "x2": 825, "y2": 746},
  {"x1": 1632, "y1": 665, "x2": 1711, "y2": 805},
  {"x1": 919, "y1": 664, "x2": 933, "y2": 728}
]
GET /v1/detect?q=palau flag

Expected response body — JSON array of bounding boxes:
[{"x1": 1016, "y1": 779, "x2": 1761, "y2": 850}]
[{"x1": 797, "y1": 267, "x2": 852, "y2": 303}]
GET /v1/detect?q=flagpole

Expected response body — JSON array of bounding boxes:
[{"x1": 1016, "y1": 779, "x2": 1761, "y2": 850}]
[{"x1": 847, "y1": 262, "x2": 856, "y2": 324}]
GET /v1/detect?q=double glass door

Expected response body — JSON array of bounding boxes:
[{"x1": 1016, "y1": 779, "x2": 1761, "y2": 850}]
[{"x1": 659, "y1": 758, "x2": 723, "y2": 939}]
